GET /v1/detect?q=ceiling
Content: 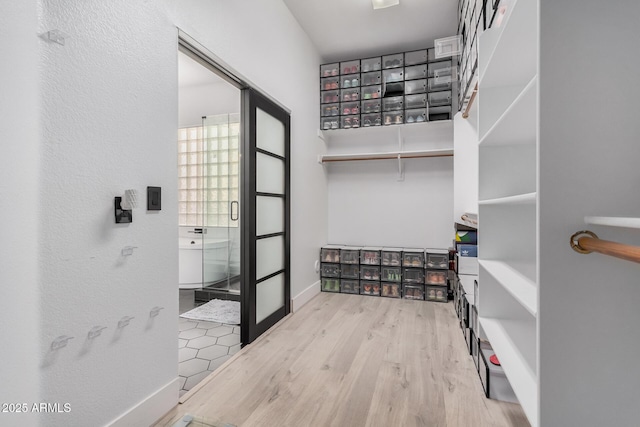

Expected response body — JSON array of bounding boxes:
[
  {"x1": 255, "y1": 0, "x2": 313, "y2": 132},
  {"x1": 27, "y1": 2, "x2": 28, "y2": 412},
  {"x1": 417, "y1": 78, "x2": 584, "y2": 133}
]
[{"x1": 282, "y1": 0, "x2": 458, "y2": 63}]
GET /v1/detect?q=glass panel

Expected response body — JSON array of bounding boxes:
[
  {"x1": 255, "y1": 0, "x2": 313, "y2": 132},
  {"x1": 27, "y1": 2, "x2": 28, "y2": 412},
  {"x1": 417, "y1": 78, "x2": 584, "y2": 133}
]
[
  {"x1": 256, "y1": 153, "x2": 284, "y2": 194},
  {"x1": 256, "y1": 273, "x2": 284, "y2": 323},
  {"x1": 256, "y1": 108, "x2": 285, "y2": 157},
  {"x1": 257, "y1": 196, "x2": 284, "y2": 236},
  {"x1": 256, "y1": 235, "x2": 284, "y2": 280}
]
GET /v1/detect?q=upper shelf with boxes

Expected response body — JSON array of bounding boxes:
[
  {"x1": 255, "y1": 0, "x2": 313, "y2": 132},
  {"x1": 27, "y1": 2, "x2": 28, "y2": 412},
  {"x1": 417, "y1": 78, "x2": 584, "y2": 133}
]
[{"x1": 320, "y1": 47, "x2": 457, "y2": 131}]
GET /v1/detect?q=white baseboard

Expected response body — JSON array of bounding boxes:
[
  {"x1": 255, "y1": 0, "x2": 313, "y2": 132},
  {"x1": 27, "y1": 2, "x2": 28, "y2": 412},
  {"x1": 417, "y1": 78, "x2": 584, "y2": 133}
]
[
  {"x1": 291, "y1": 280, "x2": 320, "y2": 313},
  {"x1": 107, "y1": 377, "x2": 180, "y2": 427}
]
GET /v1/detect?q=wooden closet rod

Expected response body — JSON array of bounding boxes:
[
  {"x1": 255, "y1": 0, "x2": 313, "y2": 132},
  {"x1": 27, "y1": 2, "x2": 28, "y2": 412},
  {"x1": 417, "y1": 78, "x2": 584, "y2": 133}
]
[
  {"x1": 570, "y1": 230, "x2": 640, "y2": 264},
  {"x1": 462, "y1": 83, "x2": 478, "y2": 119}
]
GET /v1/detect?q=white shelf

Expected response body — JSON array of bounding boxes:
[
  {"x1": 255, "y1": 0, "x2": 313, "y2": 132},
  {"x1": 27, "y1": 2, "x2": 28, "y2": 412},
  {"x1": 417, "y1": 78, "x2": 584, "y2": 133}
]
[
  {"x1": 479, "y1": 260, "x2": 537, "y2": 315},
  {"x1": 479, "y1": 317, "x2": 538, "y2": 427},
  {"x1": 318, "y1": 148, "x2": 453, "y2": 163},
  {"x1": 479, "y1": 191, "x2": 536, "y2": 206},
  {"x1": 479, "y1": 0, "x2": 537, "y2": 89},
  {"x1": 479, "y1": 76, "x2": 537, "y2": 146},
  {"x1": 318, "y1": 120, "x2": 453, "y2": 143},
  {"x1": 584, "y1": 216, "x2": 640, "y2": 230}
]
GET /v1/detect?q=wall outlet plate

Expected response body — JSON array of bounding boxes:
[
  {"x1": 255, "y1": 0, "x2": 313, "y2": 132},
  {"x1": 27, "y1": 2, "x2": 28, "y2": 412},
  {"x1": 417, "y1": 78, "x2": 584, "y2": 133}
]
[{"x1": 147, "y1": 186, "x2": 161, "y2": 210}]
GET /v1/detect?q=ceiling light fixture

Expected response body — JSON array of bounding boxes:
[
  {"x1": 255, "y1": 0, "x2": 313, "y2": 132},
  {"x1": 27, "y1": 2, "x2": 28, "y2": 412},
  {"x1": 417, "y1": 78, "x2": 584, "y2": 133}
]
[{"x1": 372, "y1": 0, "x2": 400, "y2": 10}]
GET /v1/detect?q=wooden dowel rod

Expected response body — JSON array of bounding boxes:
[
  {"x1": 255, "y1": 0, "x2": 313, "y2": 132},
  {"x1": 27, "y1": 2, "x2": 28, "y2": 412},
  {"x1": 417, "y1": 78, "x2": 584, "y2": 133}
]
[
  {"x1": 462, "y1": 83, "x2": 478, "y2": 119},
  {"x1": 578, "y1": 236, "x2": 640, "y2": 264}
]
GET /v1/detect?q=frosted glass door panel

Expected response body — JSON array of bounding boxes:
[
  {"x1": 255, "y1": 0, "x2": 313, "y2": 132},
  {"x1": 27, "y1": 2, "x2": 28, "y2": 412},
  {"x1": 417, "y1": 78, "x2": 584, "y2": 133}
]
[
  {"x1": 256, "y1": 108, "x2": 285, "y2": 157},
  {"x1": 256, "y1": 235, "x2": 284, "y2": 280},
  {"x1": 257, "y1": 196, "x2": 284, "y2": 236},
  {"x1": 257, "y1": 153, "x2": 284, "y2": 194},
  {"x1": 256, "y1": 273, "x2": 284, "y2": 323}
]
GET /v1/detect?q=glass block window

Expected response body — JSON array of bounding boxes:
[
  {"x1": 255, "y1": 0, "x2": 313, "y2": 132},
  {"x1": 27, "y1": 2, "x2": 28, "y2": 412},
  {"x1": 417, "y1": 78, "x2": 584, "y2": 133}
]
[{"x1": 178, "y1": 114, "x2": 240, "y2": 227}]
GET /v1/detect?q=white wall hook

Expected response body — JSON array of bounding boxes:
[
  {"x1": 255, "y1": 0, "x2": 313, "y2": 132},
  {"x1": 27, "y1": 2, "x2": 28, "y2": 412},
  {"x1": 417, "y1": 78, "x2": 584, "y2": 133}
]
[
  {"x1": 149, "y1": 306, "x2": 164, "y2": 318},
  {"x1": 121, "y1": 246, "x2": 138, "y2": 256},
  {"x1": 87, "y1": 326, "x2": 107, "y2": 339},
  {"x1": 51, "y1": 335, "x2": 74, "y2": 350},
  {"x1": 44, "y1": 29, "x2": 69, "y2": 46},
  {"x1": 117, "y1": 316, "x2": 135, "y2": 329}
]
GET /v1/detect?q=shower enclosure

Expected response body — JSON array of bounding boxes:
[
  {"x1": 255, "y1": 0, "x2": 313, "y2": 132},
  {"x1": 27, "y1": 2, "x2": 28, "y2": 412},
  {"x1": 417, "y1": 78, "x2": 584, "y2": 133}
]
[{"x1": 178, "y1": 113, "x2": 241, "y2": 301}]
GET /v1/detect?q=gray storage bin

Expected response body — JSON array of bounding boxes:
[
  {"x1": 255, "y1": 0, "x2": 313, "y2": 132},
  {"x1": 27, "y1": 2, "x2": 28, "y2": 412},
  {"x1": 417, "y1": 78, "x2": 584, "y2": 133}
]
[
  {"x1": 382, "y1": 96, "x2": 403, "y2": 112},
  {"x1": 321, "y1": 63, "x2": 339, "y2": 77},
  {"x1": 404, "y1": 49, "x2": 428, "y2": 66},
  {"x1": 404, "y1": 64, "x2": 427, "y2": 80},
  {"x1": 360, "y1": 280, "x2": 381, "y2": 296},
  {"x1": 403, "y1": 284, "x2": 425, "y2": 300},
  {"x1": 405, "y1": 94, "x2": 427, "y2": 109},
  {"x1": 428, "y1": 91, "x2": 452, "y2": 107},
  {"x1": 341, "y1": 88, "x2": 360, "y2": 102},
  {"x1": 361, "y1": 85, "x2": 382, "y2": 100},
  {"x1": 361, "y1": 71, "x2": 381, "y2": 86},
  {"x1": 340, "y1": 59, "x2": 360, "y2": 75},
  {"x1": 383, "y1": 111, "x2": 403, "y2": 126},
  {"x1": 428, "y1": 60, "x2": 453, "y2": 78},
  {"x1": 321, "y1": 103, "x2": 339, "y2": 117},
  {"x1": 361, "y1": 56, "x2": 382, "y2": 72},
  {"x1": 340, "y1": 263, "x2": 359, "y2": 279},
  {"x1": 405, "y1": 108, "x2": 426, "y2": 124},
  {"x1": 320, "y1": 117, "x2": 339, "y2": 131},
  {"x1": 425, "y1": 285, "x2": 448, "y2": 302},
  {"x1": 381, "y1": 283, "x2": 402, "y2": 298},
  {"x1": 340, "y1": 279, "x2": 360, "y2": 294},
  {"x1": 322, "y1": 76, "x2": 340, "y2": 91},
  {"x1": 361, "y1": 113, "x2": 381, "y2": 127},
  {"x1": 321, "y1": 278, "x2": 340, "y2": 293},
  {"x1": 382, "y1": 53, "x2": 403, "y2": 69},
  {"x1": 383, "y1": 68, "x2": 404, "y2": 83},
  {"x1": 405, "y1": 79, "x2": 427, "y2": 94},
  {"x1": 340, "y1": 116, "x2": 360, "y2": 129},
  {"x1": 362, "y1": 99, "x2": 381, "y2": 114},
  {"x1": 322, "y1": 90, "x2": 339, "y2": 104},
  {"x1": 360, "y1": 265, "x2": 381, "y2": 281},
  {"x1": 428, "y1": 76, "x2": 453, "y2": 91}
]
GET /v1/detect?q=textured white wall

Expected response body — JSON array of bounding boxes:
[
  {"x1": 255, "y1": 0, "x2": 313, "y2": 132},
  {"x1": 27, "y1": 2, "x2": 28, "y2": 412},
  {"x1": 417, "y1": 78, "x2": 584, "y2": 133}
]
[
  {"x1": 0, "y1": 1, "x2": 41, "y2": 425},
  {"x1": 7, "y1": 0, "x2": 325, "y2": 425}
]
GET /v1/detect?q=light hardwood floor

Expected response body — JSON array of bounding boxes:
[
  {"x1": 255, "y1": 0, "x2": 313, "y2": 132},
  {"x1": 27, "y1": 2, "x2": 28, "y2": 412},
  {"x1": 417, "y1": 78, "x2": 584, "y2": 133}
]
[{"x1": 155, "y1": 292, "x2": 529, "y2": 427}]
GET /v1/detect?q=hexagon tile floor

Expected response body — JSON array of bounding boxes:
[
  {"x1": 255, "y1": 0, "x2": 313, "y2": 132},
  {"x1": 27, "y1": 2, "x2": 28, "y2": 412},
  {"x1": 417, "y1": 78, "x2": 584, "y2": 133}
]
[{"x1": 178, "y1": 318, "x2": 241, "y2": 396}]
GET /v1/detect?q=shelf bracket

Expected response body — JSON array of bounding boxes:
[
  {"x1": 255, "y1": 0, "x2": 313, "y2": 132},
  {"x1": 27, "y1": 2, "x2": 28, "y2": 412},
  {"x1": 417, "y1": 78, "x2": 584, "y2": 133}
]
[{"x1": 397, "y1": 127, "x2": 405, "y2": 181}]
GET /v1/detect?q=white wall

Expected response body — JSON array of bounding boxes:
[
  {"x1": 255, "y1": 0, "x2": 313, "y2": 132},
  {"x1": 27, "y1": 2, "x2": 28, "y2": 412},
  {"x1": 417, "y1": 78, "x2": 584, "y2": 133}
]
[
  {"x1": 179, "y1": 81, "x2": 240, "y2": 128},
  {"x1": 326, "y1": 124, "x2": 453, "y2": 249},
  {"x1": 0, "y1": 0, "x2": 325, "y2": 426},
  {"x1": 453, "y1": 110, "x2": 478, "y2": 223},
  {"x1": 0, "y1": 1, "x2": 41, "y2": 425},
  {"x1": 539, "y1": 1, "x2": 640, "y2": 425}
]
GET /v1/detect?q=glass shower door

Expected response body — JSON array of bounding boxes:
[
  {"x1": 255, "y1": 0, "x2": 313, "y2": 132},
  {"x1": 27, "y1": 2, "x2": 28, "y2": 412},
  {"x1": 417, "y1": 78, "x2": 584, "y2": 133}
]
[{"x1": 202, "y1": 114, "x2": 241, "y2": 294}]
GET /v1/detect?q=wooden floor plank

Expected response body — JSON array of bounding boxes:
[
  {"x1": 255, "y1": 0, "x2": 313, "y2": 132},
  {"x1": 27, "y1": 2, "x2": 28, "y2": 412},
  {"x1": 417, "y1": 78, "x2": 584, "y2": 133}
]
[{"x1": 154, "y1": 293, "x2": 529, "y2": 427}]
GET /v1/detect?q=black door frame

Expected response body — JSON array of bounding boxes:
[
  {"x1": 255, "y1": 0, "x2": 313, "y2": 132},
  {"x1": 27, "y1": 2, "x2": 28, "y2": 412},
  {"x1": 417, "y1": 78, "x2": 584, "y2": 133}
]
[{"x1": 241, "y1": 88, "x2": 291, "y2": 345}]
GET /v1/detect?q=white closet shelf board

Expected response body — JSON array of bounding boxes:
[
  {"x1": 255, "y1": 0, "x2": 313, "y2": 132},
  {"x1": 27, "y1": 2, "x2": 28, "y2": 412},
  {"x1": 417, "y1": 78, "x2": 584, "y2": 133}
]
[
  {"x1": 479, "y1": 317, "x2": 538, "y2": 427},
  {"x1": 318, "y1": 148, "x2": 453, "y2": 163},
  {"x1": 479, "y1": 192, "x2": 536, "y2": 206},
  {"x1": 478, "y1": 260, "x2": 537, "y2": 315},
  {"x1": 584, "y1": 216, "x2": 640, "y2": 229},
  {"x1": 478, "y1": 0, "x2": 537, "y2": 90},
  {"x1": 479, "y1": 76, "x2": 537, "y2": 146},
  {"x1": 318, "y1": 120, "x2": 453, "y2": 144}
]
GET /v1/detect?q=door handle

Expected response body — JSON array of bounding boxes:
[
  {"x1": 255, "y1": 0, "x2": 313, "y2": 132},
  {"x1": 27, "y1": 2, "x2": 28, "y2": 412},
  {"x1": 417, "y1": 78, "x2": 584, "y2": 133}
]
[{"x1": 230, "y1": 201, "x2": 239, "y2": 221}]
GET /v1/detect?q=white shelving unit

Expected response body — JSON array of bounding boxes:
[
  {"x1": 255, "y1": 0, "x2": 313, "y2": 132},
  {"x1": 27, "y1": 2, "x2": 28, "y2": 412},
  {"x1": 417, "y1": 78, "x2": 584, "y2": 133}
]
[{"x1": 477, "y1": 0, "x2": 539, "y2": 425}]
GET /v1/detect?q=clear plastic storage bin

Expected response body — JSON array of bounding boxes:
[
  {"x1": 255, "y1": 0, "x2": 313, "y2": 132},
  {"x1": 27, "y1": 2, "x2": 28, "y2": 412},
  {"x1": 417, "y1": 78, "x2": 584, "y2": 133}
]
[
  {"x1": 425, "y1": 285, "x2": 448, "y2": 302},
  {"x1": 340, "y1": 264, "x2": 359, "y2": 279},
  {"x1": 383, "y1": 111, "x2": 403, "y2": 126},
  {"x1": 340, "y1": 116, "x2": 360, "y2": 129},
  {"x1": 320, "y1": 263, "x2": 340, "y2": 278},
  {"x1": 428, "y1": 105, "x2": 452, "y2": 121},
  {"x1": 321, "y1": 278, "x2": 340, "y2": 293},
  {"x1": 322, "y1": 90, "x2": 339, "y2": 104},
  {"x1": 361, "y1": 71, "x2": 381, "y2": 86},
  {"x1": 361, "y1": 57, "x2": 382, "y2": 72},
  {"x1": 322, "y1": 76, "x2": 339, "y2": 91},
  {"x1": 341, "y1": 88, "x2": 360, "y2": 102},
  {"x1": 360, "y1": 247, "x2": 382, "y2": 265},
  {"x1": 405, "y1": 79, "x2": 427, "y2": 94},
  {"x1": 341, "y1": 102, "x2": 359, "y2": 116},
  {"x1": 321, "y1": 63, "x2": 339, "y2": 77},
  {"x1": 340, "y1": 75, "x2": 360, "y2": 89},
  {"x1": 381, "y1": 283, "x2": 402, "y2": 298},
  {"x1": 340, "y1": 247, "x2": 360, "y2": 264},
  {"x1": 405, "y1": 108, "x2": 426, "y2": 124},
  {"x1": 340, "y1": 279, "x2": 360, "y2": 294},
  {"x1": 403, "y1": 268, "x2": 424, "y2": 284},
  {"x1": 340, "y1": 60, "x2": 360, "y2": 75},
  {"x1": 404, "y1": 284, "x2": 425, "y2": 300},
  {"x1": 361, "y1": 281, "x2": 381, "y2": 296},
  {"x1": 361, "y1": 113, "x2": 381, "y2": 127},
  {"x1": 381, "y1": 248, "x2": 403, "y2": 266},
  {"x1": 404, "y1": 94, "x2": 427, "y2": 109},
  {"x1": 404, "y1": 49, "x2": 428, "y2": 66},
  {"x1": 428, "y1": 60, "x2": 453, "y2": 78},
  {"x1": 428, "y1": 91, "x2": 452, "y2": 107},
  {"x1": 428, "y1": 76, "x2": 452, "y2": 91},
  {"x1": 321, "y1": 103, "x2": 340, "y2": 117},
  {"x1": 381, "y1": 266, "x2": 402, "y2": 282},
  {"x1": 361, "y1": 85, "x2": 382, "y2": 100},
  {"x1": 383, "y1": 68, "x2": 404, "y2": 84},
  {"x1": 382, "y1": 96, "x2": 404, "y2": 111},
  {"x1": 426, "y1": 270, "x2": 447, "y2": 285},
  {"x1": 426, "y1": 249, "x2": 449, "y2": 269},
  {"x1": 361, "y1": 99, "x2": 382, "y2": 114},
  {"x1": 404, "y1": 64, "x2": 427, "y2": 80},
  {"x1": 321, "y1": 118, "x2": 339, "y2": 130},
  {"x1": 382, "y1": 53, "x2": 404, "y2": 69},
  {"x1": 402, "y1": 249, "x2": 425, "y2": 267},
  {"x1": 360, "y1": 266, "x2": 380, "y2": 281},
  {"x1": 321, "y1": 246, "x2": 341, "y2": 263}
]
